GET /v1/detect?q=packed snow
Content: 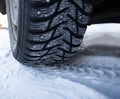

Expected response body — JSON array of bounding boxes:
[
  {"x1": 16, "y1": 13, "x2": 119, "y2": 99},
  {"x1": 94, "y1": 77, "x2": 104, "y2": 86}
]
[{"x1": 0, "y1": 14, "x2": 120, "y2": 99}]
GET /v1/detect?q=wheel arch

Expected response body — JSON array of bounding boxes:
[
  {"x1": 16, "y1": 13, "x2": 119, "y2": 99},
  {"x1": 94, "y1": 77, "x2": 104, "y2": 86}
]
[{"x1": 0, "y1": 0, "x2": 6, "y2": 14}]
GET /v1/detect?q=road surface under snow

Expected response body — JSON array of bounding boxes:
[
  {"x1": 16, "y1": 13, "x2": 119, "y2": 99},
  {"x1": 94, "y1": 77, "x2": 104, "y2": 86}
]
[{"x1": 1, "y1": 24, "x2": 120, "y2": 99}]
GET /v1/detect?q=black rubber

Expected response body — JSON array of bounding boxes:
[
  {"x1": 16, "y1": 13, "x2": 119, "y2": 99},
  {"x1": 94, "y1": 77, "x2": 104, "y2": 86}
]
[
  {"x1": 6, "y1": 0, "x2": 92, "y2": 66},
  {"x1": 0, "y1": 0, "x2": 6, "y2": 14}
]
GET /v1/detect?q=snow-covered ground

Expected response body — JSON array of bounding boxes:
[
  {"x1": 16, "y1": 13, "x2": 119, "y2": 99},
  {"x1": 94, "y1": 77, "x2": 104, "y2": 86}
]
[{"x1": 1, "y1": 20, "x2": 120, "y2": 99}]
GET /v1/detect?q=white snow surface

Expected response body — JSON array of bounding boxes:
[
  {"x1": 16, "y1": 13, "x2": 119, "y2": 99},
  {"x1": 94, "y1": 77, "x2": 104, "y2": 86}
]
[{"x1": 1, "y1": 23, "x2": 120, "y2": 99}]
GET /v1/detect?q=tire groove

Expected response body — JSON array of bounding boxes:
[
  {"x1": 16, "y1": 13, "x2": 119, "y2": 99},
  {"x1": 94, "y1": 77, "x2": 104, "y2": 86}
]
[
  {"x1": 63, "y1": 39, "x2": 80, "y2": 47},
  {"x1": 30, "y1": 7, "x2": 69, "y2": 22},
  {"x1": 63, "y1": 27, "x2": 84, "y2": 38},
  {"x1": 30, "y1": 0, "x2": 58, "y2": 8},
  {"x1": 28, "y1": 34, "x2": 62, "y2": 44},
  {"x1": 67, "y1": 14, "x2": 87, "y2": 28},
  {"x1": 68, "y1": 0, "x2": 90, "y2": 16},
  {"x1": 29, "y1": 21, "x2": 67, "y2": 34}
]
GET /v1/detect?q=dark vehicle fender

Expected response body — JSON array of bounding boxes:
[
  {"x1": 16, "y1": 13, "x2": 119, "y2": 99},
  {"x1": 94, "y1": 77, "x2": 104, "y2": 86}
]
[{"x1": 0, "y1": 0, "x2": 6, "y2": 14}]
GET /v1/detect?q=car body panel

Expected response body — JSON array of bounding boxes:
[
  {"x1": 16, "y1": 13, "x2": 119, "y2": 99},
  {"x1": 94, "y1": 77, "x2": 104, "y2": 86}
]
[{"x1": 90, "y1": 0, "x2": 120, "y2": 24}]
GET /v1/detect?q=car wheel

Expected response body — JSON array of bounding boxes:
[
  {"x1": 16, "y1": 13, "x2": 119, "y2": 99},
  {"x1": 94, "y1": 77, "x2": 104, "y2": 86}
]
[{"x1": 6, "y1": 0, "x2": 93, "y2": 66}]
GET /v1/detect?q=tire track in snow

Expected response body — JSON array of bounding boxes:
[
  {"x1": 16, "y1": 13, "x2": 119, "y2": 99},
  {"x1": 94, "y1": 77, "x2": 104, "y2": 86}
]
[
  {"x1": 0, "y1": 50, "x2": 109, "y2": 99},
  {"x1": 1, "y1": 29, "x2": 120, "y2": 99},
  {"x1": 0, "y1": 48, "x2": 119, "y2": 99}
]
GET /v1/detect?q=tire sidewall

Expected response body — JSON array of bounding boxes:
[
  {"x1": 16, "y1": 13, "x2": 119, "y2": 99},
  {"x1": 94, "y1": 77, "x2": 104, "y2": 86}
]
[{"x1": 6, "y1": 0, "x2": 25, "y2": 59}]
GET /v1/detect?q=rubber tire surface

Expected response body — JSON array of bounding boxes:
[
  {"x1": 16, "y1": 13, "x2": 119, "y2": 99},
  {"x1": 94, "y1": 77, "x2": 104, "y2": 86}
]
[
  {"x1": 0, "y1": 0, "x2": 6, "y2": 14},
  {"x1": 6, "y1": 0, "x2": 92, "y2": 66}
]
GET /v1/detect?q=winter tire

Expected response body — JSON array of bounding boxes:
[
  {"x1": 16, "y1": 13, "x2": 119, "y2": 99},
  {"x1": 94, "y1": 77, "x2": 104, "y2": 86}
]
[{"x1": 6, "y1": 0, "x2": 93, "y2": 66}]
